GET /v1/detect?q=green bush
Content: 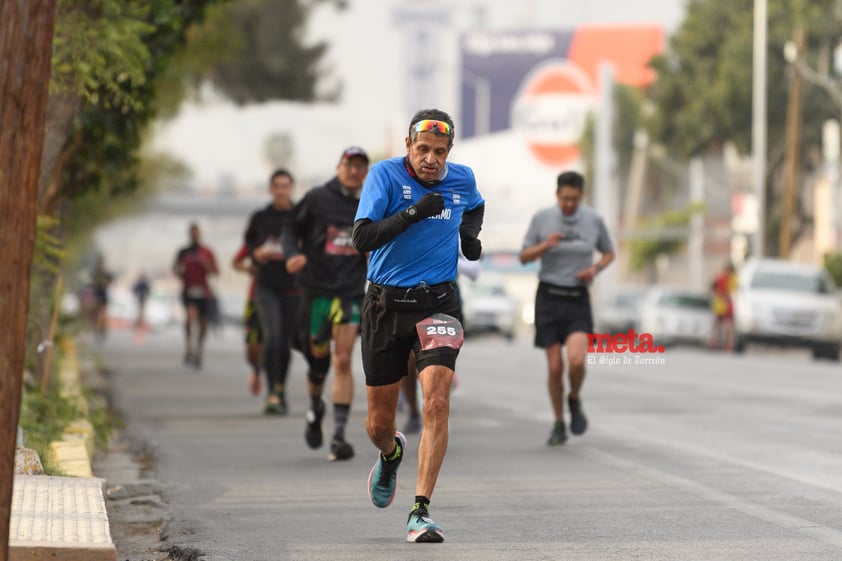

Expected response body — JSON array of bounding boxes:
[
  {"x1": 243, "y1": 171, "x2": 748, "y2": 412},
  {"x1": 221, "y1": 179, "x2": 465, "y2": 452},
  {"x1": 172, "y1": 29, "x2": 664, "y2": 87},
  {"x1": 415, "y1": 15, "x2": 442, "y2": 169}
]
[{"x1": 824, "y1": 253, "x2": 842, "y2": 288}]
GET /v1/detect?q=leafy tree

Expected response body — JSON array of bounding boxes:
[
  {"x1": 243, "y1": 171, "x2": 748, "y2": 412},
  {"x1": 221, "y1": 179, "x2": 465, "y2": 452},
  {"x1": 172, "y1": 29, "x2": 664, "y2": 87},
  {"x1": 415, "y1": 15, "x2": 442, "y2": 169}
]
[
  {"x1": 627, "y1": 203, "x2": 706, "y2": 279},
  {"x1": 28, "y1": 0, "x2": 344, "y2": 362},
  {"x1": 645, "y1": 0, "x2": 842, "y2": 253},
  {"x1": 202, "y1": 0, "x2": 346, "y2": 104},
  {"x1": 823, "y1": 252, "x2": 842, "y2": 287}
]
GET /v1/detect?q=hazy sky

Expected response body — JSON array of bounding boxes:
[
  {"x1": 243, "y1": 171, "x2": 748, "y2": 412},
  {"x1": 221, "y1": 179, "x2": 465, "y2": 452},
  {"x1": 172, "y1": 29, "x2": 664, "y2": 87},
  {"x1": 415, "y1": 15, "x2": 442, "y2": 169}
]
[{"x1": 151, "y1": 0, "x2": 688, "y2": 191}]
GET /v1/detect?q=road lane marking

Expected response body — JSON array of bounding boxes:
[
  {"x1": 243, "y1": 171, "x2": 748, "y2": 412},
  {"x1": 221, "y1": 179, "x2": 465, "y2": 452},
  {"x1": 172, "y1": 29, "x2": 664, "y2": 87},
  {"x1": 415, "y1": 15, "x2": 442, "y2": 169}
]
[{"x1": 584, "y1": 447, "x2": 842, "y2": 548}]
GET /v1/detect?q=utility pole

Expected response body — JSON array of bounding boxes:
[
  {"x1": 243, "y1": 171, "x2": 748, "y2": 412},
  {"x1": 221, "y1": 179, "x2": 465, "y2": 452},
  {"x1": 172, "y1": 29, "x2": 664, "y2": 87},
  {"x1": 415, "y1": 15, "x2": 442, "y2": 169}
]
[
  {"x1": 780, "y1": 28, "x2": 804, "y2": 258},
  {"x1": 0, "y1": 2, "x2": 57, "y2": 560},
  {"x1": 751, "y1": 0, "x2": 768, "y2": 258}
]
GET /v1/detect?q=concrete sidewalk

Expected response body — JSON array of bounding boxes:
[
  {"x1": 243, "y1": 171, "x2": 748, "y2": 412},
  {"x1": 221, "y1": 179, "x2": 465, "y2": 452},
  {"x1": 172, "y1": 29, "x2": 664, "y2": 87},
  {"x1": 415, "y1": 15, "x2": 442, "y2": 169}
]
[
  {"x1": 11, "y1": 339, "x2": 117, "y2": 561},
  {"x1": 9, "y1": 475, "x2": 116, "y2": 561}
]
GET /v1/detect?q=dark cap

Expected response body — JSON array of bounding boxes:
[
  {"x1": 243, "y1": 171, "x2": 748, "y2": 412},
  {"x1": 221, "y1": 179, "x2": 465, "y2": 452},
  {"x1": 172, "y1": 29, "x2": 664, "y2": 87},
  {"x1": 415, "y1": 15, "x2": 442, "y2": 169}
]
[{"x1": 339, "y1": 146, "x2": 369, "y2": 163}]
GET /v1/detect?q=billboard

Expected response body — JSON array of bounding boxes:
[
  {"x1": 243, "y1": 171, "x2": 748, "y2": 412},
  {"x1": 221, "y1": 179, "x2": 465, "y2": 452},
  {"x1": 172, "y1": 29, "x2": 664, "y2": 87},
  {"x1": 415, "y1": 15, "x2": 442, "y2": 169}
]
[
  {"x1": 460, "y1": 25, "x2": 664, "y2": 169},
  {"x1": 457, "y1": 26, "x2": 664, "y2": 251}
]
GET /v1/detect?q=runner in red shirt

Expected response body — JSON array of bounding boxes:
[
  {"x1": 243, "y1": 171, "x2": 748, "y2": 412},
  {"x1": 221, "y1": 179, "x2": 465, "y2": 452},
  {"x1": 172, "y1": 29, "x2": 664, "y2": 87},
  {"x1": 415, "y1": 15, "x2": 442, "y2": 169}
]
[
  {"x1": 232, "y1": 243, "x2": 263, "y2": 395},
  {"x1": 173, "y1": 223, "x2": 219, "y2": 369}
]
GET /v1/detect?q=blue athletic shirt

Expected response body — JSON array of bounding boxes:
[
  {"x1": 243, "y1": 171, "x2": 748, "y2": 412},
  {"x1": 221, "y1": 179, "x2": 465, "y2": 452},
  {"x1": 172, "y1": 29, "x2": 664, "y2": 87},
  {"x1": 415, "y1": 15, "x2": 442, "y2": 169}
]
[{"x1": 355, "y1": 156, "x2": 485, "y2": 287}]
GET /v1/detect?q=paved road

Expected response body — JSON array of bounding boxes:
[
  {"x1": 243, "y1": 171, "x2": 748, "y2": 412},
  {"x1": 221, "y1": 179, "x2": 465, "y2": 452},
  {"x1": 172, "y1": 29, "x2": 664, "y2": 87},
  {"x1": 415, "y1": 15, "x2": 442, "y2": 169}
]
[{"x1": 98, "y1": 325, "x2": 842, "y2": 561}]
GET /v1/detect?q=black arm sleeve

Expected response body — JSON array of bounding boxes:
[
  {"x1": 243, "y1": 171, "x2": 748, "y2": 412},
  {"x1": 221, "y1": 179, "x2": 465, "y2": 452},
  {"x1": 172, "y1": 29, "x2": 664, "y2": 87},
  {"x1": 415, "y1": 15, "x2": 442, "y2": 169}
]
[
  {"x1": 459, "y1": 203, "x2": 485, "y2": 239},
  {"x1": 281, "y1": 199, "x2": 305, "y2": 258},
  {"x1": 352, "y1": 214, "x2": 413, "y2": 253},
  {"x1": 244, "y1": 212, "x2": 260, "y2": 257}
]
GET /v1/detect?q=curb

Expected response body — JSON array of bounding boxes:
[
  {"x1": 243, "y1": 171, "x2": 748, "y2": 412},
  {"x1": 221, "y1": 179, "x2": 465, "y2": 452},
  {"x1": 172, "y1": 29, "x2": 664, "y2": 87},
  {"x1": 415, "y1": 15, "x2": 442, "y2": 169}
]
[{"x1": 11, "y1": 339, "x2": 117, "y2": 561}]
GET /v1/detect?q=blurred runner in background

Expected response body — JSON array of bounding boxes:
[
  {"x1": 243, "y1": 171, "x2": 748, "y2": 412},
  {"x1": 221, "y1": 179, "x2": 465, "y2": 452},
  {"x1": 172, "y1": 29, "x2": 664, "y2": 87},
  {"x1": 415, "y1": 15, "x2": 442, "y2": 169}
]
[
  {"x1": 244, "y1": 169, "x2": 301, "y2": 415},
  {"x1": 710, "y1": 262, "x2": 737, "y2": 351},
  {"x1": 232, "y1": 243, "x2": 263, "y2": 396},
  {"x1": 132, "y1": 273, "x2": 151, "y2": 330},
  {"x1": 91, "y1": 254, "x2": 114, "y2": 342},
  {"x1": 173, "y1": 223, "x2": 219, "y2": 369}
]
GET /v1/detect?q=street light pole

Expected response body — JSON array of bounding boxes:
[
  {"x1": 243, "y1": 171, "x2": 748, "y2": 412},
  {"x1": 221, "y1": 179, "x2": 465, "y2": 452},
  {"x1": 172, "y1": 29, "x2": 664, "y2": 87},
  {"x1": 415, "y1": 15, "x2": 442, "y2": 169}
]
[{"x1": 751, "y1": 0, "x2": 768, "y2": 258}]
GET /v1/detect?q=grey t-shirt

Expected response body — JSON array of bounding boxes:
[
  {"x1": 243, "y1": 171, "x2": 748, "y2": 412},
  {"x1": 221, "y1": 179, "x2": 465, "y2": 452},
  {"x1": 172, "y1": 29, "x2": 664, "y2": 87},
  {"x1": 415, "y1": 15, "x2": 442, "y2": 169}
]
[{"x1": 521, "y1": 203, "x2": 614, "y2": 287}]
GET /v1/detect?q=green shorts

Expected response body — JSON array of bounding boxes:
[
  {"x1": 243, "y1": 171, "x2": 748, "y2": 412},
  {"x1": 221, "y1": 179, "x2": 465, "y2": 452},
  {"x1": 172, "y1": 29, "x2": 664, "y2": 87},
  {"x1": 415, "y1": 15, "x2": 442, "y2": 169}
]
[{"x1": 309, "y1": 296, "x2": 361, "y2": 340}]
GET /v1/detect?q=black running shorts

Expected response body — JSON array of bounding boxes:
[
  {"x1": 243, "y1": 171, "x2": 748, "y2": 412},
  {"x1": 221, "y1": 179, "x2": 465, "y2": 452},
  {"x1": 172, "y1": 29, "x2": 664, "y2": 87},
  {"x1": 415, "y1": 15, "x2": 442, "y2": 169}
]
[
  {"x1": 533, "y1": 282, "x2": 593, "y2": 348},
  {"x1": 181, "y1": 294, "x2": 209, "y2": 319},
  {"x1": 360, "y1": 282, "x2": 462, "y2": 387}
]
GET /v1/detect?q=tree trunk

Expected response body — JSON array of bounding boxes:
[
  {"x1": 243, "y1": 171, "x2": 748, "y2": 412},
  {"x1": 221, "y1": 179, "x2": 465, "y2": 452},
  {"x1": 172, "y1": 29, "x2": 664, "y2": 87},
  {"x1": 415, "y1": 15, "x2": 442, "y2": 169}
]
[{"x1": 0, "y1": 2, "x2": 57, "y2": 560}]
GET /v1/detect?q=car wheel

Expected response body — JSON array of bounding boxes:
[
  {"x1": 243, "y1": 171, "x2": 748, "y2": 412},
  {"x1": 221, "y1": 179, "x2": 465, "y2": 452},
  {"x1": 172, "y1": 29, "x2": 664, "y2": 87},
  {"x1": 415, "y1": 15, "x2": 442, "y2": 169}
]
[{"x1": 812, "y1": 344, "x2": 841, "y2": 361}]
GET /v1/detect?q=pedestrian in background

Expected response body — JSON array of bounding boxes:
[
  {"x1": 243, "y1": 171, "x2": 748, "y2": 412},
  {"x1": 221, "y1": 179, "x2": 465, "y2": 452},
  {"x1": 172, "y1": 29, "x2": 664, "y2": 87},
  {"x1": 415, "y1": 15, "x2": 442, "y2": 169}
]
[
  {"x1": 282, "y1": 146, "x2": 370, "y2": 461},
  {"x1": 232, "y1": 243, "x2": 263, "y2": 396},
  {"x1": 519, "y1": 170, "x2": 615, "y2": 446},
  {"x1": 173, "y1": 223, "x2": 219, "y2": 369},
  {"x1": 244, "y1": 169, "x2": 302, "y2": 415},
  {"x1": 352, "y1": 108, "x2": 485, "y2": 543},
  {"x1": 91, "y1": 254, "x2": 114, "y2": 342},
  {"x1": 132, "y1": 273, "x2": 151, "y2": 329},
  {"x1": 710, "y1": 262, "x2": 737, "y2": 351}
]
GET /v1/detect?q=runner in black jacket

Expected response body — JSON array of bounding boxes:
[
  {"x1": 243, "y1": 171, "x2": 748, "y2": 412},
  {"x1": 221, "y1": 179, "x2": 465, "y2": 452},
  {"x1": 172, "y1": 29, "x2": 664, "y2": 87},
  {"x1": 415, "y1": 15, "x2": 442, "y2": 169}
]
[
  {"x1": 282, "y1": 147, "x2": 369, "y2": 461},
  {"x1": 245, "y1": 168, "x2": 302, "y2": 415}
]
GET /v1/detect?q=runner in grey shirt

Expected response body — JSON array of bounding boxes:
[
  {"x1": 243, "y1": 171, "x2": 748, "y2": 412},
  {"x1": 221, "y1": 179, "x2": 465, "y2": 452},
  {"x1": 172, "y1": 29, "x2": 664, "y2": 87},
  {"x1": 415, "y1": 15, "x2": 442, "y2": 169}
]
[
  {"x1": 522, "y1": 202, "x2": 614, "y2": 286},
  {"x1": 520, "y1": 170, "x2": 615, "y2": 446}
]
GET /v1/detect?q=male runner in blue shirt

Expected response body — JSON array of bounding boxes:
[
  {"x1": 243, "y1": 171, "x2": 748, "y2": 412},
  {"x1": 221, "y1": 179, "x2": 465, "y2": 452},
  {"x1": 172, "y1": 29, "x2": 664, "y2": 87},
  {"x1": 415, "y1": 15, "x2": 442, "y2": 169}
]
[{"x1": 352, "y1": 108, "x2": 484, "y2": 543}]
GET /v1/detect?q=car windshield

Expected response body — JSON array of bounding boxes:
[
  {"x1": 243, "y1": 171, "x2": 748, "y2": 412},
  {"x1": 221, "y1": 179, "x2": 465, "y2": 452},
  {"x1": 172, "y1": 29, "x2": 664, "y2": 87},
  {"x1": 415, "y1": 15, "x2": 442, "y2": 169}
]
[
  {"x1": 751, "y1": 271, "x2": 831, "y2": 294},
  {"x1": 658, "y1": 293, "x2": 710, "y2": 309},
  {"x1": 614, "y1": 292, "x2": 644, "y2": 308},
  {"x1": 470, "y1": 284, "x2": 507, "y2": 297}
]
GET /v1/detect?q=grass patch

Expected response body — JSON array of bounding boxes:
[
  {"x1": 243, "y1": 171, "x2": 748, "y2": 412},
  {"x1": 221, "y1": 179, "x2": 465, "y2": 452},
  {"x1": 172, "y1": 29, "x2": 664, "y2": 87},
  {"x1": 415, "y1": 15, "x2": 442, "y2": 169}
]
[
  {"x1": 18, "y1": 386, "x2": 82, "y2": 475},
  {"x1": 18, "y1": 341, "x2": 120, "y2": 475}
]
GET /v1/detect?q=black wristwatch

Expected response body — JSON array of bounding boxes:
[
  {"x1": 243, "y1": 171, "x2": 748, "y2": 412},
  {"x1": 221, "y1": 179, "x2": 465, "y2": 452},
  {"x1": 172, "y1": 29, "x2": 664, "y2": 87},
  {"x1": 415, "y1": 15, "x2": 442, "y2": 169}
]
[{"x1": 406, "y1": 206, "x2": 418, "y2": 218}]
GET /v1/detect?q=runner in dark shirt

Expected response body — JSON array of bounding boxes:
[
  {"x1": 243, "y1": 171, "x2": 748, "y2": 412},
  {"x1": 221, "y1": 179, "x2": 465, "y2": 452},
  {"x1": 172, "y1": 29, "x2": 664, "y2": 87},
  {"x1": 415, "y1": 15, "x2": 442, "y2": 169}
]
[
  {"x1": 282, "y1": 146, "x2": 369, "y2": 461},
  {"x1": 244, "y1": 169, "x2": 302, "y2": 415}
]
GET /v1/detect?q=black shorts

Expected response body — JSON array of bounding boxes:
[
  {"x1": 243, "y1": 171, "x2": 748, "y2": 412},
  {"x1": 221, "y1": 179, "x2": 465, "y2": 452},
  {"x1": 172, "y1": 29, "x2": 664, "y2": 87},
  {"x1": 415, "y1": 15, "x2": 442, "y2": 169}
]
[
  {"x1": 533, "y1": 282, "x2": 593, "y2": 348},
  {"x1": 181, "y1": 293, "x2": 209, "y2": 319},
  {"x1": 360, "y1": 282, "x2": 462, "y2": 387}
]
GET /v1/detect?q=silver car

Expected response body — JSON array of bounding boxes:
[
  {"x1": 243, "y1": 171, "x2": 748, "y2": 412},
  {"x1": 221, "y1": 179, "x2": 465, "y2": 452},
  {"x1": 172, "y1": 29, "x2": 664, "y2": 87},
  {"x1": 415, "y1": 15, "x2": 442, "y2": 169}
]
[
  {"x1": 460, "y1": 279, "x2": 518, "y2": 340},
  {"x1": 733, "y1": 259, "x2": 842, "y2": 360},
  {"x1": 596, "y1": 286, "x2": 648, "y2": 335},
  {"x1": 638, "y1": 287, "x2": 714, "y2": 347}
]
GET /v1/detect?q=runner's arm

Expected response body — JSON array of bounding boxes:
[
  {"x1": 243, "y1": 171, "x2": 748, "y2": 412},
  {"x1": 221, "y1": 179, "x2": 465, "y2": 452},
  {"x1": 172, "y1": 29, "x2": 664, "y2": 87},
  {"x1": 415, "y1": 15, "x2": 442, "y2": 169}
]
[{"x1": 351, "y1": 215, "x2": 412, "y2": 253}]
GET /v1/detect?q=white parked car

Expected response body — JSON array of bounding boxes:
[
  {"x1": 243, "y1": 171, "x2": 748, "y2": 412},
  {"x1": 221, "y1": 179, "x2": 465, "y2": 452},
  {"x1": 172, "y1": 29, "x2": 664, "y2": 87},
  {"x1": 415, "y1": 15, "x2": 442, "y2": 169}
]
[
  {"x1": 596, "y1": 286, "x2": 648, "y2": 335},
  {"x1": 733, "y1": 259, "x2": 842, "y2": 360},
  {"x1": 460, "y1": 279, "x2": 518, "y2": 340},
  {"x1": 638, "y1": 287, "x2": 714, "y2": 347}
]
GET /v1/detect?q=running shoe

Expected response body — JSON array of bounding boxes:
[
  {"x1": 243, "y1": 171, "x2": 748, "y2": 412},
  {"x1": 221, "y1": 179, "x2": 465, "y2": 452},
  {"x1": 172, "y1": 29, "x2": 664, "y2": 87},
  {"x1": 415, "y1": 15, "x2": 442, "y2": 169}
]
[
  {"x1": 263, "y1": 394, "x2": 282, "y2": 415},
  {"x1": 367, "y1": 431, "x2": 406, "y2": 508},
  {"x1": 305, "y1": 398, "x2": 325, "y2": 449},
  {"x1": 568, "y1": 396, "x2": 588, "y2": 435},
  {"x1": 402, "y1": 412, "x2": 422, "y2": 434},
  {"x1": 328, "y1": 437, "x2": 354, "y2": 461},
  {"x1": 406, "y1": 505, "x2": 444, "y2": 543},
  {"x1": 277, "y1": 390, "x2": 288, "y2": 415},
  {"x1": 547, "y1": 420, "x2": 567, "y2": 446}
]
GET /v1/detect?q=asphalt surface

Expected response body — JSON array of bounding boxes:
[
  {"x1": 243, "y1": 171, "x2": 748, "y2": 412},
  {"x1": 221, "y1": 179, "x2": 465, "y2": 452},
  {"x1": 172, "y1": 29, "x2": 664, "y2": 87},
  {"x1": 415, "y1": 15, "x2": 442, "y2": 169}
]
[{"x1": 96, "y1": 323, "x2": 842, "y2": 561}]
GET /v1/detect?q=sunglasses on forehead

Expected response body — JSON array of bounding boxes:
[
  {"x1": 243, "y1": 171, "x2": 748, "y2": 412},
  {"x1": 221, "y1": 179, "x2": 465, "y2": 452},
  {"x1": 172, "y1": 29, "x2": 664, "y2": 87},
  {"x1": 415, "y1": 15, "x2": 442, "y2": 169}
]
[{"x1": 412, "y1": 119, "x2": 453, "y2": 136}]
